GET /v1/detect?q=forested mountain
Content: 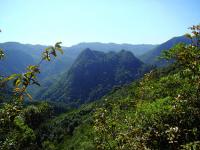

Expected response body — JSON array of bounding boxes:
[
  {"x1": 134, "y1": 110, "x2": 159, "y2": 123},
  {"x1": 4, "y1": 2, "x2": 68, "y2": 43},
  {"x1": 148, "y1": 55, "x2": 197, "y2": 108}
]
[
  {"x1": 0, "y1": 42, "x2": 73, "y2": 79},
  {"x1": 0, "y1": 44, "x2": 35, "y2": 75},
  {"x1": 0, "y1": 42, "x2": 46, "y2": 60},
  {"x1": 0, "y1": 42, "x2": 155, "y2": 77},
  {"x1": 0, "y1": 42, "x2": 155, "y2": 99},
  {"x1": 38, "y1": 48, "x2": 150, "y2": 104},
  {"x1": 1, "y1": 0, "x2": 199, "y2": 148},
  {"x1": 1, "y1": 26, "x2": 200, "y2": 149},
  {"x1": 140, "y1": 35, "x2": 191, "y2": 66},
  {"x1": 28, "y1": 27, "x2": 200, "y2": 149},
  {"x1": 1, "y1": 36, "x2": 190, "y2": 79}
]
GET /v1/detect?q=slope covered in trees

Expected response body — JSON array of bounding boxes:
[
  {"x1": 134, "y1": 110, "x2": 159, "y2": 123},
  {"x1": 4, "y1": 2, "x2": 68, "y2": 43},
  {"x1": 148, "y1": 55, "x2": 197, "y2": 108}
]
[
  {"x1": 0, "y1": 42, "x2": 73, "y2": 79},
  {"x1": 1, "y1": 25, "x2": 200, "y2": 150},
  {"x1": 140, "y1": 35, "x2": 191, "y2": 66},
  {"x1": 0, "y1": 45, "x2": 35, "y2": 76},
  {"x1": 93, "y1": 25, "x2": 200, "y2": 149},
  {"x1": 0, "y1": 42, "x2": 155, "y2": 98},
  {"x1": 38, "y1": 48, "x2": 151, "y2": 104},
  {"x1": 22, "y1": 25, "x2": 200, "y2": 150}
]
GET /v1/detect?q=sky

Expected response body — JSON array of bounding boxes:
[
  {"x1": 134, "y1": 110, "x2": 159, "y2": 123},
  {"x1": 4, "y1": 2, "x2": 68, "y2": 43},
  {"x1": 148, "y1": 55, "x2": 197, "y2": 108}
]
[{"x1": 0, "y1": 0, "x2": 200, "y2": 46}]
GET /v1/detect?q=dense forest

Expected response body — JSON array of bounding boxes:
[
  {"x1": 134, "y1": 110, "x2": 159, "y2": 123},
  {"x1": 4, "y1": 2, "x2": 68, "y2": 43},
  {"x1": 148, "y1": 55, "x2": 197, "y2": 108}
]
[
  {"x1": 0, "y1": 24, "x2": 200, "y2": 150},
  {"x1": 38, "y1": 48, "x2": 151, "y2": 105}
]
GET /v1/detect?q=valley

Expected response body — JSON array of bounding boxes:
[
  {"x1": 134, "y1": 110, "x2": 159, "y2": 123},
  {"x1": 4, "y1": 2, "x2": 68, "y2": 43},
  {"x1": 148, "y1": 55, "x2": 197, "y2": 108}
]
[{"x1": 1, "y1": 29, "x2": 200, "y2": 149}]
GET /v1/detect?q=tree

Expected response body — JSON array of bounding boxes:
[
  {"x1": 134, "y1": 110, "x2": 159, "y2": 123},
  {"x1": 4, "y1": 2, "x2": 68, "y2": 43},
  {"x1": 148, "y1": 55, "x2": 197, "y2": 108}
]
[
  {"x1": 93, "y1": 24, "x2": 200, "y2": 149},
  {"x1": 0, "y1": 30, "x2": 64, "y2": 149}
]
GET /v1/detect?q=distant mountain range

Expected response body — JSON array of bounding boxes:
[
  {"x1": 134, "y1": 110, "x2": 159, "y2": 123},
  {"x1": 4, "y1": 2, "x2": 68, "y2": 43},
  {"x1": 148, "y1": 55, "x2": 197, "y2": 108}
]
[
  {"x1": 0, "y1": 43, "x2": 35, "y2": 75},
  {"x1": 0, "y1": 42, "x2": 156, "y2": 77},
  {"x1": 0, "y1": 35, "x2": 192, "y2": 104},
  {"x1": 37, "y1": 49, "x2": 150, "y2": 104},
  {"x1": 65, "y1": 42, "x2": 156, "y2": 57},
  {"x1": 0, "y1": 42, "x2": 72, "y2": 78}
]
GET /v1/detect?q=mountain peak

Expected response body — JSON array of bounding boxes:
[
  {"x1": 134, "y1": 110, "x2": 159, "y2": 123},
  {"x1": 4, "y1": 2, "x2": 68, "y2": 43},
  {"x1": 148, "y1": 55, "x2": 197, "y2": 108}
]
[
  {"x1": 118, "y1": 49, "x2": 134, "y2": 56},
  {"x1": 40, "y1": 49, "x2": 150, "y2": 104},
  {"x1": 77, "y1": 48, "x2": 98, "y2": 60},
  {"x1": 80, "y1": 48, "x2": 93, "y2": 56},
  {"x1": 83, "y1": 48, "x2": 92, "y2": 51}
]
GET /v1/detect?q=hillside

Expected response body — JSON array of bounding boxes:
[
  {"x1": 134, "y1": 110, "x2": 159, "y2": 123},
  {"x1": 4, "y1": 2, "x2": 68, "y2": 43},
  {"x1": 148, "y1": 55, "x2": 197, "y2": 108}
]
[
  {"x1": 0, "y1": 42, "x2": 155, "y2": 78},
  {"x1": 37, "y1": 35, "x2": 200, "y2": 149},
  {"x1": 0, "y1": 42, "x2": 155, "y2": 100},
  {"x1": 140, "y1": 35, "x2": 191, "y2": 66},
  {"x1": 0, "y1": 45, "x2": 35, "y2": 76},
  {"x1": 1, "y1": 0, "x2": 199, "y2": 149},
  {"x1": 38, "y1": 49, "x2": 150, "y2": 104},
  {"x1": 0, "y1": 42, "x2": 73, "y2": 79},
  {"x1": 1, "y1": 25, "x2": 200, "y2": 149}
]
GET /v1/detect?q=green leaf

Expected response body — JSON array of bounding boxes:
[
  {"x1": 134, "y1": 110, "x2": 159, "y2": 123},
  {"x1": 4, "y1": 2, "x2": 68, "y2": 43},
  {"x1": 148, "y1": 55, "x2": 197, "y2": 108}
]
[
  {"x1": 56, "y1": 47, "x2": 63, "y2": 54},
  {"x1": 13, "y1": 78, "x2": 21, "y2": 87},
  {"x1": 55, "y1": 42, "x2": 62, "y2": 48},
  {"x1": 42, "y1": 51, "x2": 51, "y2": 61},
  {"x1": 7, "y1": 74, "x2": 21, "y2": 81}
]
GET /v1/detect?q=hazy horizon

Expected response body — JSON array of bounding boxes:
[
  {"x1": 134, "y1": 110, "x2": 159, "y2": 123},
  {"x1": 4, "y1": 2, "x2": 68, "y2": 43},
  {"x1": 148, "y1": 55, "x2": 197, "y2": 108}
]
[
  {"x1": 0, "y1": 40, "x2": 160, "y2": 47},
  {"x1": 1, "y1": 0, "x2": 200, "y2": 46}
]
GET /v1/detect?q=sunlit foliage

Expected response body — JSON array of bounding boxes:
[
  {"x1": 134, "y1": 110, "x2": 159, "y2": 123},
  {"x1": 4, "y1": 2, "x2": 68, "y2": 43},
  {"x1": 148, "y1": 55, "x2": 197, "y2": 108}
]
[{"x1": 94, "y1": 24, "x2": 200, "y2": 149}]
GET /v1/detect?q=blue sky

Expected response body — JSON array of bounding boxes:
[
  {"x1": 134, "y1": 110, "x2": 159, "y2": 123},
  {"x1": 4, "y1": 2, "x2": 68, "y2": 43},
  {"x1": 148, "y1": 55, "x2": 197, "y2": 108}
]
[{"x1": 0, "y1": 0, "x2": 199, "y2": 46}]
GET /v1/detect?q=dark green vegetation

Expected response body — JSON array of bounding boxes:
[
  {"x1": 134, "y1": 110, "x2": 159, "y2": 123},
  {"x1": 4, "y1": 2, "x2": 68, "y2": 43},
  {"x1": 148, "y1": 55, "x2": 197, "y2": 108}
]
[
  {"x1": 93, "y1": 25, "x2": 200, "y2": 149},
  {"x1": 1, "y1": 25, "x2": 200, "y2": 150},
  {"x1": 38, "y1": 49, "x2": 151, "y2": 104},
  {"x1": 140, "y1": 35, "x2": 191, "y2": 66},
  {"x1": 0, "y1": 42, "x2": 155, "y2": 99}
]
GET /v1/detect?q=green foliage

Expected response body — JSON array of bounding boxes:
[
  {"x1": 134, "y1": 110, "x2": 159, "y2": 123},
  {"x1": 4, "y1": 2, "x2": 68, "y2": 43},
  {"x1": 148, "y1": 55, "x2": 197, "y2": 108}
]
[
  {"x1": 0, "y1": 101, "x2": 53, "y2": 149},
  {"x1": 140, "y1": 35, "x2": 191, "y2": 66},
  {"x1": 42, "y1": 140, "x2": 56, "y2": 150},
  {"x1": 35, "y1": 103, "x2": 95, "y2": 149},
  {"x1": 1, "y1": 24, "x2": 200, "y2": 149},
  {"x1": 181, "y1": 141, "x2": 200, "y2": 150},
  {"x1": 94, "y1": 24, "x2": 200, "y2": 149},
  {"x1": 40, "y1": 49, "x2": 151, "y2": 105},
  {"x1": 42, "y1": 42, "x2": 63, "y2": 61},
  {"x1": 0, "y1": 40, "x2": 63, "y2": 149}
]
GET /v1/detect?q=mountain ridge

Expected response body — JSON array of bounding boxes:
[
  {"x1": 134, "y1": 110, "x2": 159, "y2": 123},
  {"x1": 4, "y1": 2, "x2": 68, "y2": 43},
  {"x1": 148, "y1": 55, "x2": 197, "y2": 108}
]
[
  {"x1": 139, "y1": 35, "x2": 191, "y2": 65},
  {"x1": 38, "y1": 48, "x2": 150, "y2": 104}
]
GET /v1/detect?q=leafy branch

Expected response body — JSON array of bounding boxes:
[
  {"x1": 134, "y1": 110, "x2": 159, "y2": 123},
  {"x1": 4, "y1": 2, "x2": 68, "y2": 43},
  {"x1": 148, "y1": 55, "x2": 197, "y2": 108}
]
[{"x1": 0, "y1": 41, "x2": 63, "y2": 101}]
